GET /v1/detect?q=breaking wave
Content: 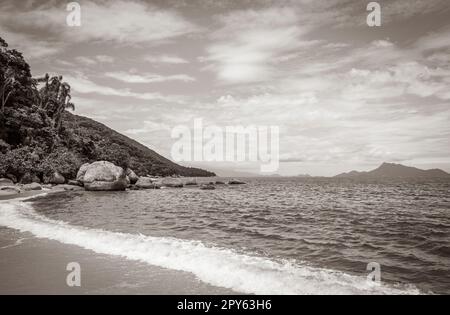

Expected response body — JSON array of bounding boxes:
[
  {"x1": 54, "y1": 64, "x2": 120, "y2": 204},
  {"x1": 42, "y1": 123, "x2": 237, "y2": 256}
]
[{"x1": 0, "y1": 199, "x2": 421, "y2": 295}]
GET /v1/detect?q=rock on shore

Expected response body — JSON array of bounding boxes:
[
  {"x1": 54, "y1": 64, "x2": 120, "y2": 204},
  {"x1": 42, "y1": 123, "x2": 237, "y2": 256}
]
[
  {"x1": 228, "y1": 179, "x2": 246, "y2": 185},
  {"x1": 161, "y1": 178, "x2": 184, "y2": 188},
  {"x1": 135, "y1": 177, "x2": 161, "y2": 189},
  {"x1": 0, "y1": 178, "x2": 14, "y2": 186},
  {"x1": 78, "y1": 161, "x2": 128, "y2": 191}
]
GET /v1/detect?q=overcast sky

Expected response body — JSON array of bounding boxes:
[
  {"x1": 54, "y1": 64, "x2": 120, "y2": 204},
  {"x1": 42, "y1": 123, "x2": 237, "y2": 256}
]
[{"x1": 1, "y1": 0, "x2": 449, "y2": 176}]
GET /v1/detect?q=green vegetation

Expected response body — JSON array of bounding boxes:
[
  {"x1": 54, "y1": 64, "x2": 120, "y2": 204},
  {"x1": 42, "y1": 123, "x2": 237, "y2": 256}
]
[{"x1": 0, "y1": 36, "x2": 214, "y2": 183}]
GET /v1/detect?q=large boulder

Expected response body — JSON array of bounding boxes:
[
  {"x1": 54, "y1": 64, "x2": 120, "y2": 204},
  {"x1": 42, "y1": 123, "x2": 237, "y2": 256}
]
[
  {"x1": 77, "y1": 163, "x2": 91, "y2": 181},
  {"x1": 80, "y1": 161, "x2": 128, "y2": 191},
  {"x1": 51, "y1": 171, "x2": 66, "y2": 184},
  {"x1": 0, "y1": 186, "x2": 21, "y2": 197},
  {"x1": 0, "y1": 178, "x2": 14, "y2": 186},
  {"x1": 126, "y1": 169, "x2": 139, "y2": 185},
  {"x1": 22, "y1": 183, "x2": 42, "y2": 191},
  {"x1": 161, "y1": 178, "x2": 184, "y2": 188},
  {"x1": 76, "y1": 163, "x2": 90, "y2": 183},
  {"x1": 6, "y1": 174, "x2": 17, "y2": 183},
  {"x1": 135, "y1": 177, "x2": 160, "y2": 189},
  {"x1": 44, "y1": 171, "x2": 65, "y2": 185}
]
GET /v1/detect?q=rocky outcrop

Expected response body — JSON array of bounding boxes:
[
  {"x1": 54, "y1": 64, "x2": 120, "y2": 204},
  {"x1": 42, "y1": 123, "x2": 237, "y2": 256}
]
[
  {"x1": 135, "y1": 177, "x2": 160, "y2": 189},
  {"x1": 22, "y1": 183, "x2": 42, "y2": 191},
  {"x1": 67, "y1": 180, "x2": 82, "y2": 187},
  {"x1": 79, "y1": 161, "x2": 128, "y2": 191},
  {"x1": 0, "y1": 186, "x2": 21, "y2": 197},
  {"x1": 126, "y1": 169, "x2": 139, "y2": 185},
  {"x1": 52, "y1": 184, "x2": 84, "y2": 192},
  {"x1": 0, "y1": 178, "x2": 14, "y2": 186},
  {"x1": 228, "y1": 179, "x2": 246, "y2": 185},
  {"x1": 161, "y1": 178, "x2": 184, "y2": 188},
  {"x1": 6, "y1": 174, "x2": 17, "y2": 183},
  {"x1": 185, "y1": 178, "x2": 198, "y2": 186},
  {"x1": 45, "y1": 171, "x2": 65, "y2": 185},
  {"x1": 200, "y1": 183, "x2": 216, "y2": 190},
  {"x1": 76, "y1": 163, "x2": 90, "y2": 183},
  {"x1": 53, "y1": 171, "x2": 66, "y2": 184}
]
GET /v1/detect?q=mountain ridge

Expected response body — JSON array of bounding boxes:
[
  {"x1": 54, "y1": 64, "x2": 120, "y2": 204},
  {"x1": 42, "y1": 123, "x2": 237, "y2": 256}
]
[{"x1": 334, "y1": 162, "x2": 450, "y2": 179}]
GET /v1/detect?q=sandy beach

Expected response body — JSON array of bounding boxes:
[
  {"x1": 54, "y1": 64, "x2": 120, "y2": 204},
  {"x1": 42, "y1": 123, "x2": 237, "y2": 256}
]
[{"x1": 0, "y1": 192, "x2": 237, "y2": 295}]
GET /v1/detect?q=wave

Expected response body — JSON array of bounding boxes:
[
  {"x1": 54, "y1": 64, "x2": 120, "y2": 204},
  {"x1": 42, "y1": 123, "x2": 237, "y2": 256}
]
[{"x1": 0, "y1": 200, "x2": 421, "y2": 295}]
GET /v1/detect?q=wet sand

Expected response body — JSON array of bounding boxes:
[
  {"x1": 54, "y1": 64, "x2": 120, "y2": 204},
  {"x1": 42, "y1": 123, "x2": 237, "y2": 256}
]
[{"x1": 0, "y1": 193, "x2": 237, "y2": 295}]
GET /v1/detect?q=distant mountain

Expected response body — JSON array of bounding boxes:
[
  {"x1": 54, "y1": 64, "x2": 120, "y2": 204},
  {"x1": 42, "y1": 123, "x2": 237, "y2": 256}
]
[
  {"x1": 334, "y1": 162, "x2": 450, "y2": 179},
  {"x1": 295, "y1": 174, "x2": 312, "y2": 178},
  {"x1": 208, "y1": 167, "x2": 259, "y2": 177}
]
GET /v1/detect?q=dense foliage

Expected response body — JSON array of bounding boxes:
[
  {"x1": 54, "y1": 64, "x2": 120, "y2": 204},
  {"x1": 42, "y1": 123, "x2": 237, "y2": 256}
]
[{"x1": 0, "y1": 36, "x2": 214, "y2": 183}]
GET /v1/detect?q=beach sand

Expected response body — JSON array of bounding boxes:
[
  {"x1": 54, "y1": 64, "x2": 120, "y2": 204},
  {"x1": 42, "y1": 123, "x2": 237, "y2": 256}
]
[{"x1": 0, "y1": 192, "x2": 237, "y2": 295}]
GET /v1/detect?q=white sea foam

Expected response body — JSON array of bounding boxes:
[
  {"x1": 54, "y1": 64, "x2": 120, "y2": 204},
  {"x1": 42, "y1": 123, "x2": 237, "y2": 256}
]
[{"x1": 0, "y1": 200, "x2": 421, "y2": 295}]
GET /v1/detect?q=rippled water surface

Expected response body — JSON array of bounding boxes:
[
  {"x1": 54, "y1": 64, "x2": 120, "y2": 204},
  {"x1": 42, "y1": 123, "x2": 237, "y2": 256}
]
[{"x1": 30, "y1": 177, "x2": 450, "y2": 294}]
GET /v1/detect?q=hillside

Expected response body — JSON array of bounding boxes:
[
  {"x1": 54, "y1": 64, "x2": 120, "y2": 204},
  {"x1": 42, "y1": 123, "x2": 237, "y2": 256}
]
[
  {"x1": 0, "y1": 36, "x2": 214, "y2": 184},
  {"x1": 335, "y1": 162, "x2": 450, "y2": 179},
  {"x1": 61, "y1": 112, "x2": 214, "y2": 177}
]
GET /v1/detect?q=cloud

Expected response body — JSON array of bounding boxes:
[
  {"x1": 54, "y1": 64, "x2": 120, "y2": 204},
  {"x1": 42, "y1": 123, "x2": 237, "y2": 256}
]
[
  {"x1": 0, "y1": 0, "x2": 199, "y2": 58},
  {"x1": 204, "y1": 7, "x2": 310, "y2": 84},
  {"x1": 95, "y1": 55, "x2": 115, "y2": 63},
  {"x1": 414, "y1": 26, "x2": 450, "y2": 52},
  {"x1": 65, "y1": 74, "x2": 183, "y2": 102},
  {"x1": 75, "y1": 56, "x2": 97, "y2": 66},
  {"x1": 125, "y1": 121, "x2": 172, "y2": 135},
  {"x1": 104, "y1": 71, "x2": 196, "y2": 83},
  {"x1": 144, "y1": 54, "x2": 189, "y2": 64},
  {"x1": 75, "y1": 55, "x2": 115, "y2": 65}
]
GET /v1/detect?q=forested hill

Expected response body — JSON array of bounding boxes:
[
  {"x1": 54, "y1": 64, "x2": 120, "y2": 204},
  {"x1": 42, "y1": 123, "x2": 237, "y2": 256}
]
[
  {"x1": 0, "y1": 36, "x2": 214, "y2": 184},
  {"x1": 62, "y1": 112, "x2": 215, "y2": 177}
]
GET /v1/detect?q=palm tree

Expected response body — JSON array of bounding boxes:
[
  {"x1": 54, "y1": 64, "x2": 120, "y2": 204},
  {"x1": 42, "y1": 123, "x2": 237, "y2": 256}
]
[
  {"x1": 36, "y1": 75, "x2": 75, "y2": 130},
  {"x1": 36, "y1": 73, "x2": 50, "y2": 108},
  {"x1": 0, "y1": 67, "x2": 15, "y2": 112}
]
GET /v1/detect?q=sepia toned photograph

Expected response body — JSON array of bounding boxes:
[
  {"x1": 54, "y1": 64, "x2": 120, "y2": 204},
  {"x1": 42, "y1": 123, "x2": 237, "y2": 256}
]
[{"x1": 0, "y1": 0, "x2": 449, "y2": 299}]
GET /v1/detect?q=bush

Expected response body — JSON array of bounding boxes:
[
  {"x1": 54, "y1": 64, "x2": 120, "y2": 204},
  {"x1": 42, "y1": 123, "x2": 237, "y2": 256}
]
[
  {"x1": 39, "y1": 147, "x2": 82, "y2": 180},
  {"x1": 96, "y1": 142, "x2": 131, "y2": 169},
  {"x1": 0, "y1": 146, "x2": 40, "y2": 179}
]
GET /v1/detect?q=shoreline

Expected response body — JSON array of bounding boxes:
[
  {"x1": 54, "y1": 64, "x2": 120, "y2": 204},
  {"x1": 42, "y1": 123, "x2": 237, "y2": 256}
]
[
  {"x1": 0, "y1": 190, "x2": 52, "y2": 202},
  {"x1": 0, "y1": 191, "x2": 239, "y2": 295},
  {"x1": 0, "y1": 226, "x2": 237, "y2": 295}
]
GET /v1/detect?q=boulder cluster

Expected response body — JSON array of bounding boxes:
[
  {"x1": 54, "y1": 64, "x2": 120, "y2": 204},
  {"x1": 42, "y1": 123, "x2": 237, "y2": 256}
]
[{"x1": 1, "y1": 160, "x2": 247, "y2": 197}]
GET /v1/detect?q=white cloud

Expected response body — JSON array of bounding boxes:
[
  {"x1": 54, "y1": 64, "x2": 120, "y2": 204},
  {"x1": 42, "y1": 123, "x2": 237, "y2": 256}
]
[
  {"x1": 0, "y1": 0, "x2": 199, "y2": 58},
  {"x1": 95, "y1": 55, "x2": 115, "y2": 63},
  {"x1": 65, "y1": 74, "x2": 183, "y2": 102},
  {"x1": 125, "y1": 121, "x2": 172, "y2": 135},
  {"x1": 204, "y1": 7, "x2": 309, "y2": 84},
  {"x1": 75, "y1": 56, "x2": 97, "y2": 66},
  {"x1": 144, "y1": 54, "x2": 189, "y2": 64},
  {"x1": 74, "y1": 55, "x2": 115, "y2": 66},
  {"x1": 105, "y1": 71, "x2": 195, "y2": 83}
]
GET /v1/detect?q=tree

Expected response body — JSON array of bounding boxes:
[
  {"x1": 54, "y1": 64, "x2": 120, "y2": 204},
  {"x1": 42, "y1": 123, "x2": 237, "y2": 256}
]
[
  {"x1": 36, "y1": 74, "x2": 75, "y2": 129},
  {"x1": 1, "y1": 68, "x2": 15, "y2": 112},
  {"x1": 0, "y1": 37, "x2": 35, "y2": 113}
]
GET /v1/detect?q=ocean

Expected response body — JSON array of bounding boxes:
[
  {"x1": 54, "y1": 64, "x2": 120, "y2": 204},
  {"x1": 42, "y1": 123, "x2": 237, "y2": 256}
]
[{"x1": 1, "y1": 177, "x2": 449, "y2": 294}]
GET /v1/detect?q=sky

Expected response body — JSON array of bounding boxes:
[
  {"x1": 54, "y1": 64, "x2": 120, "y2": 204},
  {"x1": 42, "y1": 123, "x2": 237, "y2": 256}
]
[{"x1": 1, "y1": 0, "x2": 449, "y2": 176}]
